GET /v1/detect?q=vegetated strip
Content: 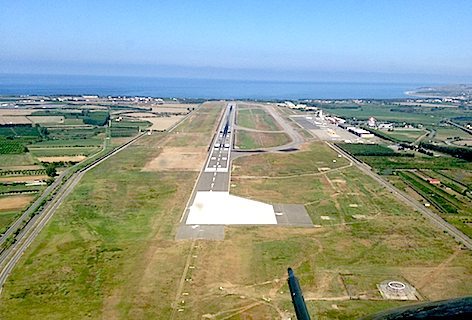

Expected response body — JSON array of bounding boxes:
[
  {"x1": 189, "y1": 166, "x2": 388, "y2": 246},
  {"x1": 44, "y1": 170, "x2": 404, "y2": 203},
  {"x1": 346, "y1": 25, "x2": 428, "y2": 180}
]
[
  {"x1": 398, "y1": 171, "x2": 458, "y2": 214},
  {"x1": 0, "y1": 132, "x2": 141, "y2": 254},
  {"x1": 0, "y1": 132, "x2": 145, "y2": 292},
  {"x1": 327, "y1": 142, "x2": 472, "y2": 249}
]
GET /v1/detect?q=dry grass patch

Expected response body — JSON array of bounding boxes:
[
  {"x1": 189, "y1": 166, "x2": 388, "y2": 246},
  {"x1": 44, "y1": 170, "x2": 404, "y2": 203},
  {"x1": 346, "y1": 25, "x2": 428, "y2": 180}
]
[
  {"x1": 142, "y1": 116, "x2": 186, "y2": 131},
  {"x1": 0, "y1": 175, "x2": 49, "y2": 183},
  {"x1": 0, "y1": 116, "x2": 31, "y2": 125},
  {"x1": 36, "y1": 156, "x2": 86, "y2": 163},
  {"x1": 0, "y1": 195, "x2": 35, "y2": 211},
  {"x1": 143, "y1": 147, "x2": 206, "y2": 171},
  {"x1": 0, "y1": 109, "x2": 35, "y2": 116}
]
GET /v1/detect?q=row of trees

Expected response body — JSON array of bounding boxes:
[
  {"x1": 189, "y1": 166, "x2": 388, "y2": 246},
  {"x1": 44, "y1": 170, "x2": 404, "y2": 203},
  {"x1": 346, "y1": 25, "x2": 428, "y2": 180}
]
[{"x1": 419, "y1": 142, "x2": 472, "y2": 161}]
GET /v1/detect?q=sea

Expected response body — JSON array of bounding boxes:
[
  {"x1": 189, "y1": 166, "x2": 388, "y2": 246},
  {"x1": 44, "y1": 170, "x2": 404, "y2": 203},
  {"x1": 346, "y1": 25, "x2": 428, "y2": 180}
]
[{"x1": 0, "y1": 74, "x2": 436, "y2": 100}]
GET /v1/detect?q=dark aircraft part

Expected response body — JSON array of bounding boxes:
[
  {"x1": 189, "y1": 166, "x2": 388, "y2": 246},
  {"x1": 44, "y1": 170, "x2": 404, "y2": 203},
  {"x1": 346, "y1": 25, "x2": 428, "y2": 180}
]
[
  {"x1": 361, "y1": 296, "x2": 472, "y2": 320},
  {"x1": 287, "y1": 268, "x2": 311, "y2": 320},
  {"x1": 223, "y1": 121, "x2": 229, "y2": 136}
]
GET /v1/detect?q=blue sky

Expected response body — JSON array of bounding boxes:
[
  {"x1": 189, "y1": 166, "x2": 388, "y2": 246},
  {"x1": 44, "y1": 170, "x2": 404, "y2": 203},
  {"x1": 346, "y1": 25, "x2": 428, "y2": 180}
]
[{"x1": 1, "y1": 0, "x2": 471, "y2": 82}]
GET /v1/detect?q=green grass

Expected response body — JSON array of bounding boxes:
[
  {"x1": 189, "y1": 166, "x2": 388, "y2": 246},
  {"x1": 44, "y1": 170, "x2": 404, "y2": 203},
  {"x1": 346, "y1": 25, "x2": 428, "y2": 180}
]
[
  {"x1": 62, "y1": 118, "x2": 85, "y2": 125},
  {"x1": 439, "y1": 169, "x2": 472, "y2": 188},
  {"x1": 386, "y1": 129, "x2": 427, "y2": 143},
  {"x1": 233, "y1": 142, "x2": 349, "y2": 177},
  {"x1": 0, "y1": 126, "x2": 42, "y2": 138},
  {"x1": 236, "y1": 130, "x2": 290, "y2": 149},
  {"x1": 1, "y1": 104, "x2": 471, "y2": 319},
  {"x1": 398, "y1": 172, "x2": 458, "y2": 213},
  {"x1": 396, "y1": 171, "x2": 471, "y2": 237},
  {"x1": 321, "y1": 102, "x2": 471, "y2": 125},
  {"x1": 336, "y1": 143, "x2": 401, "y2": 156},
  {"x1": 47, "y1": 127, "x2": 104, "y2": 140},
  {"x1": 237, "y1": 108, "x2": 280, "y2": 131},
  {"x1": 110, "y1": 127, "x2": 139, "y2": 137},
  {"x1": 0, "y1": 211, "x2": 18, "y2": 233},
  {"x1": 0, "y1": 138, "x2": 197, "y2": 319},
  {"x1": 358, "y1": 155, "x2": 471, "y2": 171},
  {"x1": 433, "y1": 126, "x2": 471, "y2": 142},
  {"x1": 0, "y1": 153, "x2": 36, "y2": 167}
]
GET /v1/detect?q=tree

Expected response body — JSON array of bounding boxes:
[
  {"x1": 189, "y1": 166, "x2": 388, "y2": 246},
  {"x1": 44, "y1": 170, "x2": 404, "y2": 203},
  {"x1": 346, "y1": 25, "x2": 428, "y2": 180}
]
[{"x1": 45, "y1": 164, "x2": 57, "y2": 177}]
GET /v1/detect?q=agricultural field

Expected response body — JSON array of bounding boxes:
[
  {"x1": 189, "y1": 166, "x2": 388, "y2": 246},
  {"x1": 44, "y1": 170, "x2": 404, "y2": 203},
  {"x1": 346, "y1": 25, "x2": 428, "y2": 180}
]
[
  {"x1": 320, "y1": 102, "x2": 471, "y2": 125},
  {"x1": 336, "y1": 142, "x2": 471, "y2": 237},
  {"x1": 237, "y1": 108, "x2": 281, "y2": 131},
  {"x1": 393, "y1": 170, "x2": 471, "y2": 237},
  {"x1": 383, "y1": 129, "x2": 427, "y2": 143},
  {"x1": 336, "y1": 143, "x2": 407, "y2": 157},
  {"x1": 235, "y1": 130, "x2": 291, "y2": 149},
  {"x1": 358, "y1": 155, "x2": 470, "y2": 172}
]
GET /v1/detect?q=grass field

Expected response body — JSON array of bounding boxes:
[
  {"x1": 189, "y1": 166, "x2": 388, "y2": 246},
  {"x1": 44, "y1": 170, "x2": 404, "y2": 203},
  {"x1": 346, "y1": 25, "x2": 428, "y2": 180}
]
[
  {"x1": 386, "y1": 129, "x2": 427, "y2": 143},
  {"x1": 321, "y1": 102, "x2": 471, "y2": 125},
  {"x1": 237, "y1": 108, "x2": 280, "y2": 131},
  {"x1": 228, "y1": 144, "x2": 472, "y2": 318},
  {"x1": 0, "y1": 135, "x2": 197, "y2": 320},
  {"x1": 233, "y1": 142, "x2": 349, "y2": 177},
  {"x1": 1, "y1": 106, "x2": 471, "y2": 319},
  {"x1": 0, "y1": 211, "x2": 17, "y2": 233},
  {"x1": 336, "y1": 143, "x2": 400, "y2": 156},
  {"x1": 0, "y1": 153, "x2": 36, "y2": 167},
  {"x1": 358, "y1": 155, "x2": 471, "y2": 171},
  {"x1": 165, "y1": 102, "x2": 224, "y2": 147},
  {"x1": 0, "y1": 103, "x2": 220, "y2": 319},
  {"x1": 236, "y1": 130, "x2": 291, "y2": 149}
]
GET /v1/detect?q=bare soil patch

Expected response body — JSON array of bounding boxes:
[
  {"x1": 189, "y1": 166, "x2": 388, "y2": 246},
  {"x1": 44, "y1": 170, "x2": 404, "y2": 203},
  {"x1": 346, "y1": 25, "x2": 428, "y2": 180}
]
[
  {"x1": 151, "y1": 103, "x2": 197, "y2": 114},
  {"x1": 27, "y1": 116, "x2": 64, "y2": 124},
  {"x1": 0, "y1": 195, "x2": 34, "y2": 211},
  {"x1": 0, "y1": 116, "x2": 31, "y2": 125},
  {"x1": 142, "y1": 116, "x2": 186, "y2": 131},
  {"x1": 143, "y1": 147, "x2": 206, "y2": 171},
  {"x1": 0, "y1": 175, "x2": 49, "y2": 183},
  {"x1": 122, "y1": 112, "x2": 157, "y2": 117},
  {"x1": 37, "y1": 156, "x2": 86, "y2": 162},
  {"x1": 0, "y1": 109, "x2": 35, "y2": 116}
]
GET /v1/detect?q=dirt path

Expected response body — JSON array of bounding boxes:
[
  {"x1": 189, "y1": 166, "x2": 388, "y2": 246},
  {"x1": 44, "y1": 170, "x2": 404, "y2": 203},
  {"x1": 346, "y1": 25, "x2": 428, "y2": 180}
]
[
  {"x1": 416, "y1": 248, "x2": 461, "y2": 290},
  {"x1": 170, "y1": 240, "x2": 197, "y2": 320}
]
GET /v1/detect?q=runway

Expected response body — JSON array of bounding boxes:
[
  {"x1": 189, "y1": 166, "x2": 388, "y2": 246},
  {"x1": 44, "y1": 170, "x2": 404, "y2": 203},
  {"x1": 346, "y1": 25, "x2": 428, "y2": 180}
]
[{"x1": 176, "y1": 102, "x2": 313, "y2": 240}]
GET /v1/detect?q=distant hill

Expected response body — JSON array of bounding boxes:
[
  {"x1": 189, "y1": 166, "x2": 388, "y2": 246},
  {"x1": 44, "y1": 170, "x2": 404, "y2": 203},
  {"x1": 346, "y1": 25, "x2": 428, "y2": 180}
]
[{"x1": 406, "y1": 84, "x2": 472, "y2": 99}]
